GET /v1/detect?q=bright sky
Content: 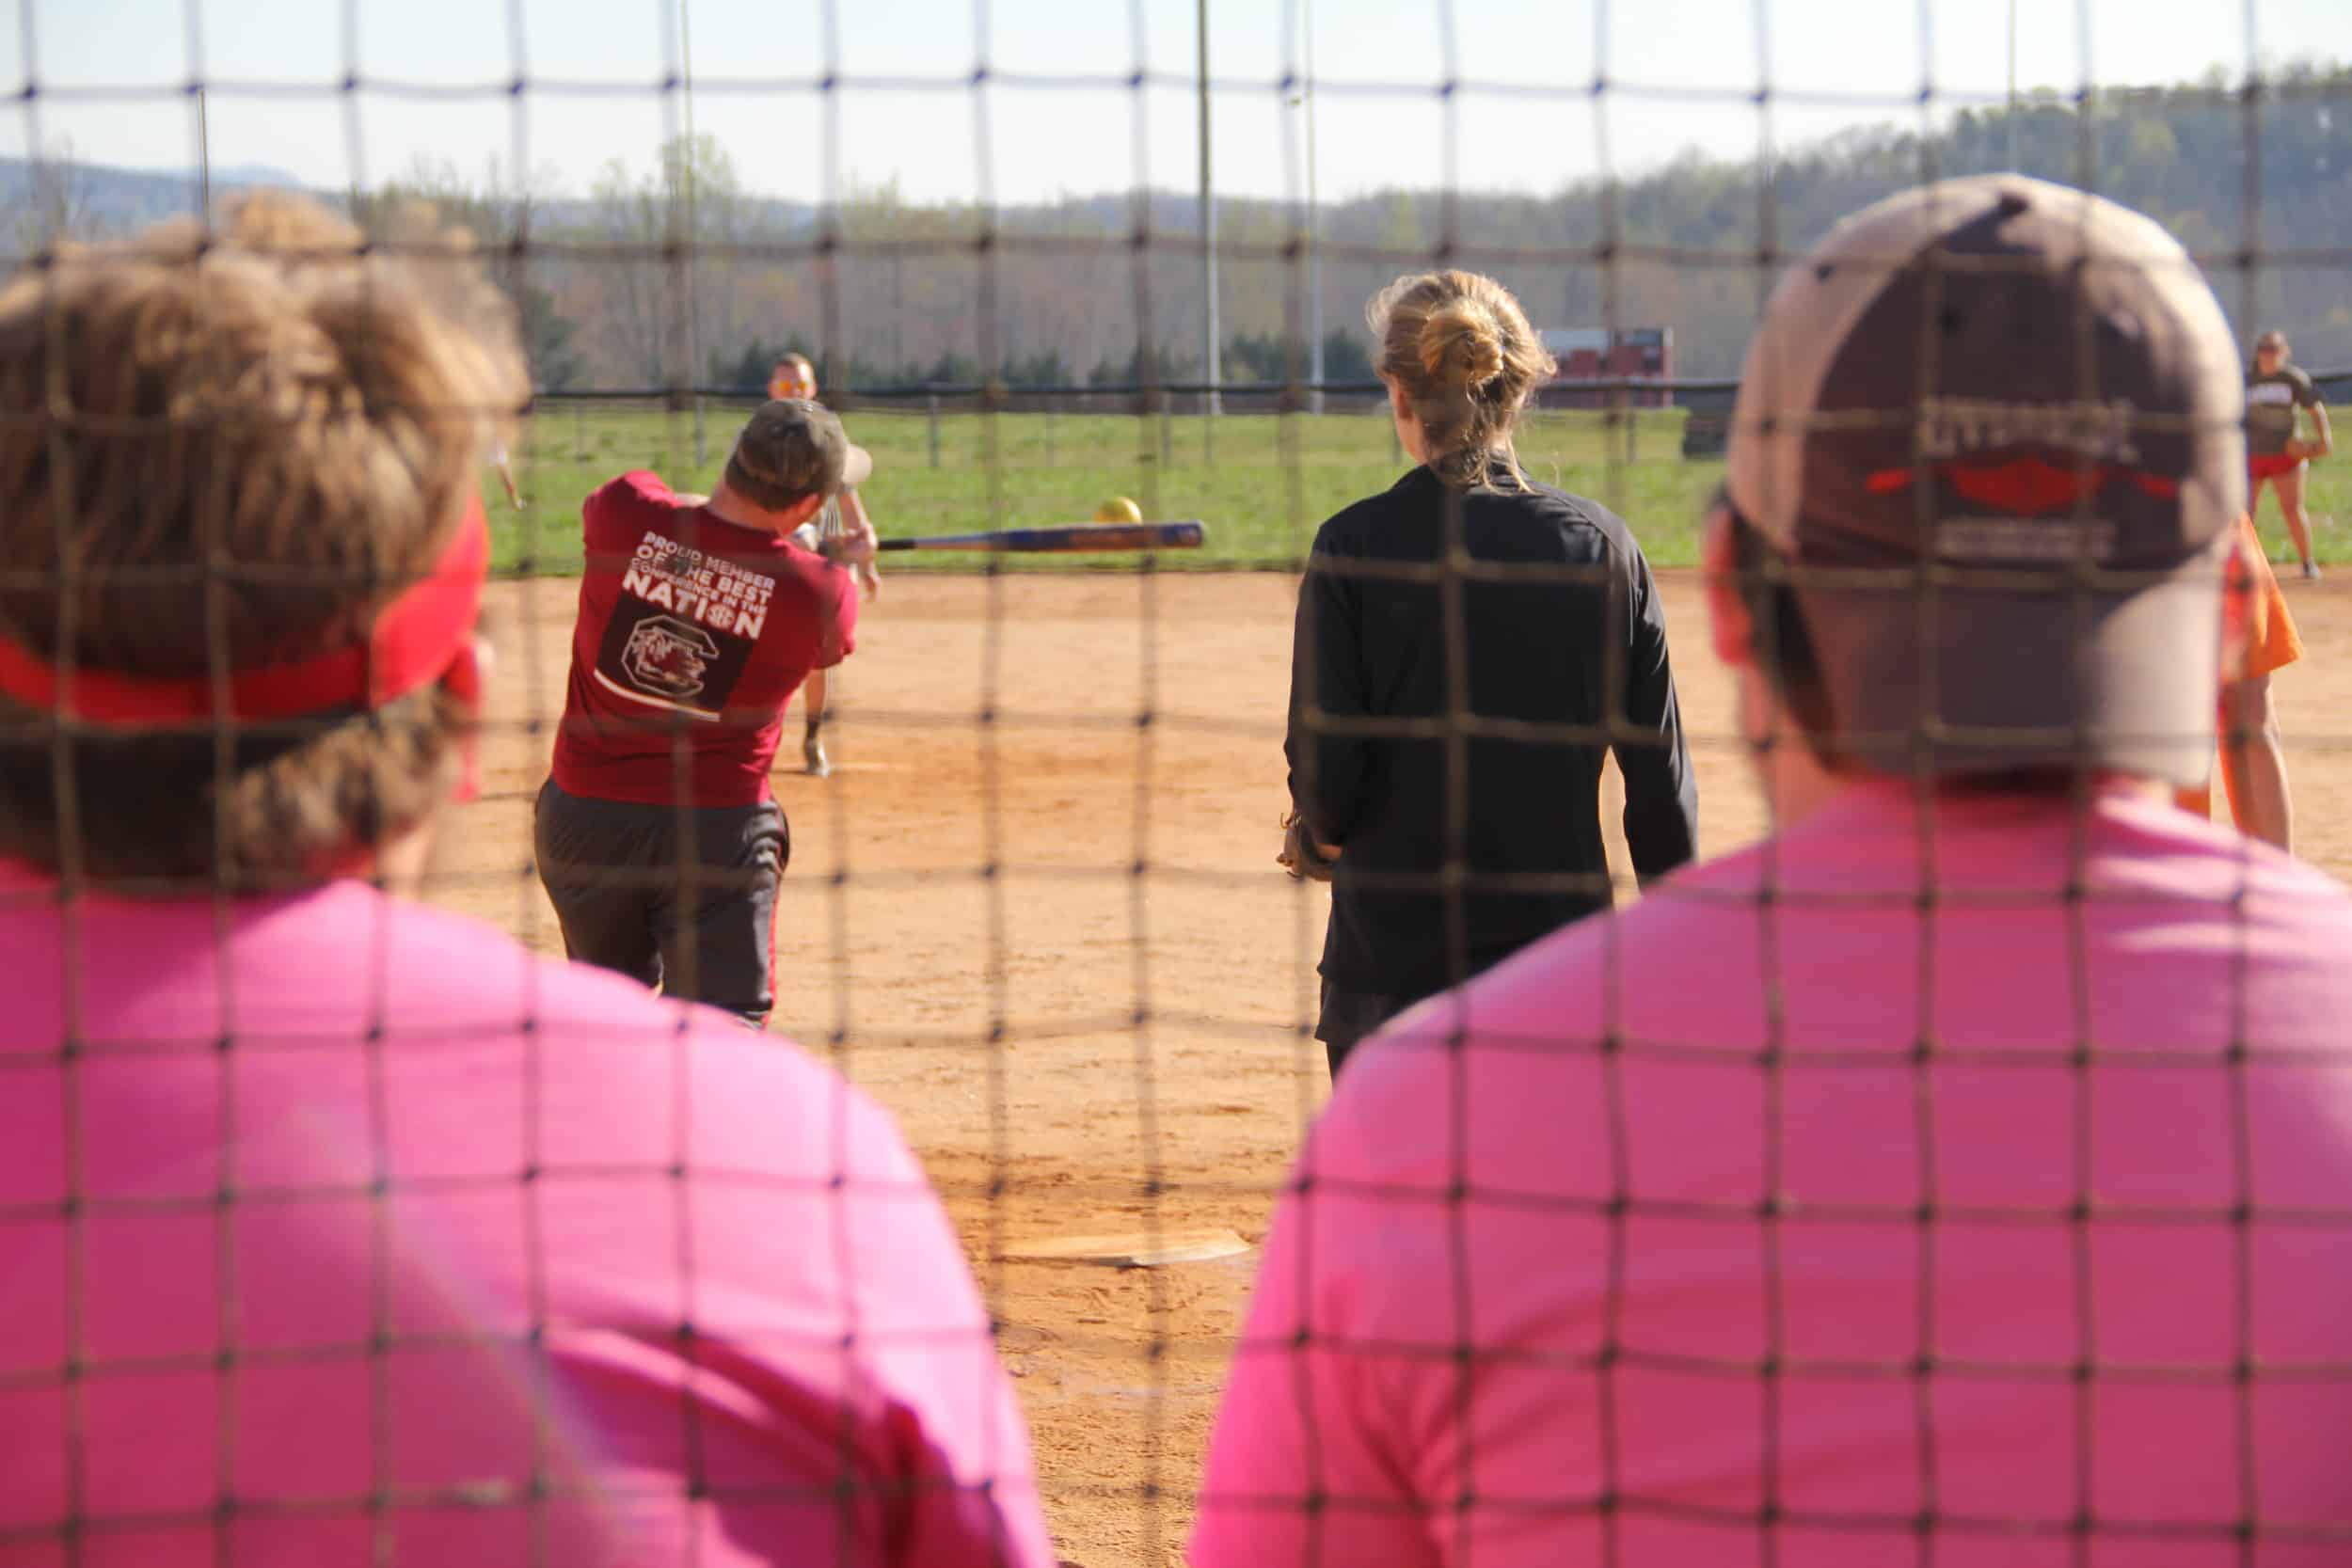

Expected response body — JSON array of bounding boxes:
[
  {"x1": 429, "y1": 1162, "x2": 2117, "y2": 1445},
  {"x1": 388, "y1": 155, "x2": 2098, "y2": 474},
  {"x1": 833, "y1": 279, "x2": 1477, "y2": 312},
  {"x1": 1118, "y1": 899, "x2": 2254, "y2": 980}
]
[{"x1": 3, "y1": 0, "x2": 2344, "y2": 205}]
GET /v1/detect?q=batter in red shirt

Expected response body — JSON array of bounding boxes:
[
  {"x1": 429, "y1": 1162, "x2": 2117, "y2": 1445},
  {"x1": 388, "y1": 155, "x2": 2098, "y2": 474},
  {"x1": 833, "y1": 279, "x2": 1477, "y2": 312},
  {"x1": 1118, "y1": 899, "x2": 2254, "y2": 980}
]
[{"x1": 536, "y1": 399, "x2": 878, "y2": 1025}]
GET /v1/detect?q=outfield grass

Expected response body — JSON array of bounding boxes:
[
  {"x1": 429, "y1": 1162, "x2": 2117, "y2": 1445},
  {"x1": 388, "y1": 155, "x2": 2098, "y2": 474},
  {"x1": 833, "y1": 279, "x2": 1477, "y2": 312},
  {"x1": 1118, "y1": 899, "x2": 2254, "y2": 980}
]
[
  {"x1": 494, "y1": 401, "x2": 2352, "y2": 577},
  {"x1": 497, "y1": 401, "x2": 1723, "y2": 575}
]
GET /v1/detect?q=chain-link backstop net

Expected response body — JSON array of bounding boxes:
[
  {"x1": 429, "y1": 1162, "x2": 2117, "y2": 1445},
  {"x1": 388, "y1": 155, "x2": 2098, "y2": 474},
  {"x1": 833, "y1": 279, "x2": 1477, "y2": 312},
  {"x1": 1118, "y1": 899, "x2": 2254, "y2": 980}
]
[{"x1": 4, "y1": 0, "x2": 2350, "y2": 1564}]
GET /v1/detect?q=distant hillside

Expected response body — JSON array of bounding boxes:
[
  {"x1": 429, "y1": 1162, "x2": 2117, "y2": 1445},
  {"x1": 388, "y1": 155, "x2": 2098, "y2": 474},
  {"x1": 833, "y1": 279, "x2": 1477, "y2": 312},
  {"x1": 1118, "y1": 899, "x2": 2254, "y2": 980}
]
[
  {"x1": 0, "y1": 158, "x2": 302, "y2": 235},
  {"x1": 8, "y1": 61, "x2": 2347, "y2": 389}
]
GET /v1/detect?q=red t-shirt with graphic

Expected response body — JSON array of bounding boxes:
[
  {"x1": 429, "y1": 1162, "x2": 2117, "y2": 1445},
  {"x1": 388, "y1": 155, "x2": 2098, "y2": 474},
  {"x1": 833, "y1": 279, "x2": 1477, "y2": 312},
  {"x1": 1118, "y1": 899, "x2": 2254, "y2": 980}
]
[{"x1": 551, "y1": 471, "x2": 857, "y2": 807}]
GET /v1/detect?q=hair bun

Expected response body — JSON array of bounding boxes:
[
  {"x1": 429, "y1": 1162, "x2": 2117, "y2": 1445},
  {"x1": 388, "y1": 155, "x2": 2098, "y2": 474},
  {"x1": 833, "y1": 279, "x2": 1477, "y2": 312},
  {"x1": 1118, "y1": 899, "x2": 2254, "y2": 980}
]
[{"x1": 1417, "y1": 299, "x2": 1505, "y2": 391}]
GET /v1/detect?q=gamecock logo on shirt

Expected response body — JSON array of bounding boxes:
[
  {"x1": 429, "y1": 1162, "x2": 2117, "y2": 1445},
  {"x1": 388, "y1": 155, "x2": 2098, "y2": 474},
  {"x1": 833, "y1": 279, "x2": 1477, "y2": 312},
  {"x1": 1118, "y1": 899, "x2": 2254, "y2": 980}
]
[{"x1": 621, "y1": 614, "x2": 722, "y2": 699}]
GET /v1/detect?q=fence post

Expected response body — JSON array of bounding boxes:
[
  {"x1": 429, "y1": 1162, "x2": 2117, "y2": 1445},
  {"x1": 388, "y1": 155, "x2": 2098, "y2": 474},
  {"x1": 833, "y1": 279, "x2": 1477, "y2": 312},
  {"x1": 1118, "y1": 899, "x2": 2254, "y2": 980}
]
[{"x1": 928, "y1": 393, "x2": 942, "y2": 469}]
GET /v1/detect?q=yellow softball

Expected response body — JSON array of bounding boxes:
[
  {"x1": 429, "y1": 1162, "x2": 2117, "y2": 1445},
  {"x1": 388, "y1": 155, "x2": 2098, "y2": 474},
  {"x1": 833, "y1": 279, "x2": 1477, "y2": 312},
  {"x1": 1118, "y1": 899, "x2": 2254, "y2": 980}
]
[{"x1": 1094, "y1": 496, "x2": 1143, "y2": 524}]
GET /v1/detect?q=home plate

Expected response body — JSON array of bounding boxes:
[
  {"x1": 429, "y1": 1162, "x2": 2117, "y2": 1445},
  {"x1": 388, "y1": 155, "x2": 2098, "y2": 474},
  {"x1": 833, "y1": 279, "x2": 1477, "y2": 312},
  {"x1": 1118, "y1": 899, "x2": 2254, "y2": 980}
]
[{"x1": 999, "y1": 1227, "x2": 1253, "y2": 1269}]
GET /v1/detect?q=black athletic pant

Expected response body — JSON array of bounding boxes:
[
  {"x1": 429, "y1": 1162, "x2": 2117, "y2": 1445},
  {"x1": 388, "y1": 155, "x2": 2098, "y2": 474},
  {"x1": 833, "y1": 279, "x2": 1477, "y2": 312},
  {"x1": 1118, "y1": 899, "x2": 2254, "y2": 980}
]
[
  {"x1": 1315, "y1": 982, "x2": 1413, "y2": 1082},
  {"x1": 532, "y1": 778, "x2": 788, "y2": 1028}
]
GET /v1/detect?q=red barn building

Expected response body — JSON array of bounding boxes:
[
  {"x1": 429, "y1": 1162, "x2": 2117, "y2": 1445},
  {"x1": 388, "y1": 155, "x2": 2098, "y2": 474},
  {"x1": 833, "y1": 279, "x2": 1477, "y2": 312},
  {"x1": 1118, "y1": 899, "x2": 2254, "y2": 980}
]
[{"x1": 1539, "y1": 326, "x2": 1673, "y2": 407}]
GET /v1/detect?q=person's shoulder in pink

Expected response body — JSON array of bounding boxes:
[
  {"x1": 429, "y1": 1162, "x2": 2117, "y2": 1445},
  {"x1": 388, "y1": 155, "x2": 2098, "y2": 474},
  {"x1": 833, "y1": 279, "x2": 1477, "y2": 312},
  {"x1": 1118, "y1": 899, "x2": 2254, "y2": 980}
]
[
  {"x1": 0, "y1": 192, "x2": 1047, "y2": 1568},
  {"x1": 1193, "y1": 176, "x2": 2352, "y2": 1568},
  {"x1": 2, "y1": 872, "x2": 1051, "y2": 1568},
  {"x1": 1197, "y1": 789, "x2": 2352, "y2": 1568}
]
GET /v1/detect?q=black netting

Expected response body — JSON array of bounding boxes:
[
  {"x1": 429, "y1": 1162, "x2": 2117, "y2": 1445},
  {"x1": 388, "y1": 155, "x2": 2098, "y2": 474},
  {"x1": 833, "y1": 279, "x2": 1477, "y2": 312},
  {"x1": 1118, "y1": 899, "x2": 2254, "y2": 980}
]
[{"x1": 4, "y1": 1, "x2": 2350, "y2": 1564}]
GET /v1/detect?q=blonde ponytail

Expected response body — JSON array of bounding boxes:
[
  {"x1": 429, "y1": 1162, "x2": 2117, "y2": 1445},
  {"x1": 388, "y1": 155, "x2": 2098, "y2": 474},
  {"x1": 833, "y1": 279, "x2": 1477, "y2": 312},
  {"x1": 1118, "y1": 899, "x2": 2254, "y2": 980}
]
[
  {"x1": 1369, "y1": 270, "x2": 1553, "y2": 488},
  {"x1": 1417, "y1": 298, "x2": 1506, "y2": 392}
]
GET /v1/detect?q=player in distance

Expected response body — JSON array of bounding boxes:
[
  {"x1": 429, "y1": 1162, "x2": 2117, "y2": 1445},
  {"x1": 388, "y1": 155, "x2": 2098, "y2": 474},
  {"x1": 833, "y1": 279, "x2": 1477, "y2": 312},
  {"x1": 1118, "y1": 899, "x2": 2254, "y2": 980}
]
[
  {"x1": 1279, "y1": 267, "x2": 1698, "y2": 1080},
  {"x1": 535, "y1": 399, "x2": 879, "y2": 1030},
  {"x1": 770, "y1": 350, "x2": 882, "y2": 777},
  {"x1": 1196, "y1": 177, "x2": 2352, "y2": 1566},
  {"x1": 2247, "y1": 328, "x2": 2333, "y2": 579},
  {"x1": 0, "y1": 193, "x2": 1051, "y2": 1567}
]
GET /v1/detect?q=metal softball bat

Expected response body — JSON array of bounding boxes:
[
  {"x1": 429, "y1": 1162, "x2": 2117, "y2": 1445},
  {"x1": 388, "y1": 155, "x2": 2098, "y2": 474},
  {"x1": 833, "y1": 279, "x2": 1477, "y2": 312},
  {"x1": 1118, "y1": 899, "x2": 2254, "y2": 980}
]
[{"x1": 873, "y1": 521, "x2": 1206, "y2": 553}]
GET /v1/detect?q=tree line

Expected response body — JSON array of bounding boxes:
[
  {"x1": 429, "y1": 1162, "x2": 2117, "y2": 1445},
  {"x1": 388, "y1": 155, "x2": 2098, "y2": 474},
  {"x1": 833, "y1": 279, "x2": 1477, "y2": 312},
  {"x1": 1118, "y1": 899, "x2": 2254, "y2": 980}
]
[{"x1": 10, "y1": 60, "x2": 2346, "y2": 394}]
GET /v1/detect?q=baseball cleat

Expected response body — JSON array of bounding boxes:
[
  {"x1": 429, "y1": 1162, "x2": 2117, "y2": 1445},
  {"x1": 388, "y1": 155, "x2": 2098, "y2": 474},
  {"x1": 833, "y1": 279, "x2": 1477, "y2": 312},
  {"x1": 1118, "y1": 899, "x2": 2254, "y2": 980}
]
[
  {"x1": 803, "y1": 731, "x2": 832, "y2": 777},
  {"x1": 2302, "y1": 561, "x2": 2323, "y2": 580}
]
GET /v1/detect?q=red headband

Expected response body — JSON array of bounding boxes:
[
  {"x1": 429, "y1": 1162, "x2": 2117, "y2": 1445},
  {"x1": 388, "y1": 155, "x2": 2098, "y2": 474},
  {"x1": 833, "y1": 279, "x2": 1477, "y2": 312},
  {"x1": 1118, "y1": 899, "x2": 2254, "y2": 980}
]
[{"x1": 0, "y1": 498, "x2": 489, "y2": 726}]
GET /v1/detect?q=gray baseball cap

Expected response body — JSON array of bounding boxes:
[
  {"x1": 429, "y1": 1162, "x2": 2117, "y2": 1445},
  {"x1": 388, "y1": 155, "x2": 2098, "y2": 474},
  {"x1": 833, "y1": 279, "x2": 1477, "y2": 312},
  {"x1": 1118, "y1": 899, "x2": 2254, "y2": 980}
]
[
  {"x1": 725, "y1": 398, "x2": 872, "y2": 509},
  {"x1": 1724, "y1": 174, "x2": 2247, "y2": 787}
]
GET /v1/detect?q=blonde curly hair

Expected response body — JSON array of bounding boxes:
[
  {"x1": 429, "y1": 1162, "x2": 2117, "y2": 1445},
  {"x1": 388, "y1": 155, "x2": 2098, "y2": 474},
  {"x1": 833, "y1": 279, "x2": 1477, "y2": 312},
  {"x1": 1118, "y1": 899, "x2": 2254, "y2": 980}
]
[{"x1": 0, "y1": 191, "x2": 526, "y2": 887}]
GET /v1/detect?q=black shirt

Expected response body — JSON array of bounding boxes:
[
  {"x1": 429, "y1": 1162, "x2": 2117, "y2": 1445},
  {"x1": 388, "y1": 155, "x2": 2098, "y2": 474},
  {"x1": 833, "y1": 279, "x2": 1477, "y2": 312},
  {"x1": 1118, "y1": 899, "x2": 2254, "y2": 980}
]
[{"x1": 1285, "y1": 464, "x2": 1699, "y2": 1000}]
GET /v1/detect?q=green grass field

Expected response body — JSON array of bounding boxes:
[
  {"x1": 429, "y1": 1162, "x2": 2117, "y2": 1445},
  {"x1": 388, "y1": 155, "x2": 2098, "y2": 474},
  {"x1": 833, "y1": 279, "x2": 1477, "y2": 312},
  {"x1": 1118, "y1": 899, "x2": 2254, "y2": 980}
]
[
  {"x1": 496, "y1": 401, "x2": 1720, "y2": 574},
  {"x1": 494, "y1": 401, "x2": 2352, "y2": 577}
]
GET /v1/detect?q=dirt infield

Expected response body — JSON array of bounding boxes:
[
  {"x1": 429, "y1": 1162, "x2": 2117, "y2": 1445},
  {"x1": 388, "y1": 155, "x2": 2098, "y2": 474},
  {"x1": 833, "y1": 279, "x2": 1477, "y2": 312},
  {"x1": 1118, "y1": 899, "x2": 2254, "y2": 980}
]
[{"x1": 424, "y1": 569, "x2": 2352, "y2": 1568}]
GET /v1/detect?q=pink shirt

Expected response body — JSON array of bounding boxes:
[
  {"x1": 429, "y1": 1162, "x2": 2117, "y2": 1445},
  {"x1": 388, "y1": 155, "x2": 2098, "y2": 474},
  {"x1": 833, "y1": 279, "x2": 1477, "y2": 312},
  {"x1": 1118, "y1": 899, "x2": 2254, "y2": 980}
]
[
  {"x1": 1193, "y1": 783, "x2": 2352, "y2": 1568},
  {"x1": 0, "y1": 867, "x2": 1050, "y2": 1568}
]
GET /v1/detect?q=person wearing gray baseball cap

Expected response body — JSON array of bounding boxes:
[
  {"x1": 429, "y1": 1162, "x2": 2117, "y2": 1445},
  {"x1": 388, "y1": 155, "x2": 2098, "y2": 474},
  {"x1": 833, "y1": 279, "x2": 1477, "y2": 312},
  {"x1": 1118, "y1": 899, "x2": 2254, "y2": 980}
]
[
  {"x1": 1190, "y1": 176, "x2": 2352, "y2": 1568},
  {"x1": 533, "y1": 397, "x2": 878, "y2": 1028},
  {"x1": 1718, "y1": 174, "x2": 2248, "y2": 788}
]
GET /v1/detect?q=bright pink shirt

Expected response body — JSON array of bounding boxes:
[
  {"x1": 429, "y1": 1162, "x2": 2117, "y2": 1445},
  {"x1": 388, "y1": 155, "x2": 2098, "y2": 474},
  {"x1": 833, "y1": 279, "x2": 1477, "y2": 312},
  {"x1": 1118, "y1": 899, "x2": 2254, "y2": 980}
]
[
  {"x1": 1193, "y1": 783, "x2": 2352, "y2": 1568},
  {"x1": 0, "y1": 867, "x2": 1050, "y2": 1568},
  {"x1": 552, "y1": 471, "x2": 857, "y2": 808}
]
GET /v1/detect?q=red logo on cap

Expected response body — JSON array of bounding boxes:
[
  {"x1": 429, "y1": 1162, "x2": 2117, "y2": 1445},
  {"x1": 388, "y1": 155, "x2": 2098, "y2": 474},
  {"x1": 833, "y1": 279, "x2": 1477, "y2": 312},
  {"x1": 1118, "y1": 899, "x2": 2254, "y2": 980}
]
[{"x1": 1867, "y1": 457, "x2": 2180, "y2": 514}]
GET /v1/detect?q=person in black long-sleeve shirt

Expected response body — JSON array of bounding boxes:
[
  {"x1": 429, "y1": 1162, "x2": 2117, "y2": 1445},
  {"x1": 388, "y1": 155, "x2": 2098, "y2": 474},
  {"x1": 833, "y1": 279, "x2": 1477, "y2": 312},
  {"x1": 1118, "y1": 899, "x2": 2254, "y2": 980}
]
[{"x1": 1286, "y1": 270, "x2": 1699, "y2": 1078}]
